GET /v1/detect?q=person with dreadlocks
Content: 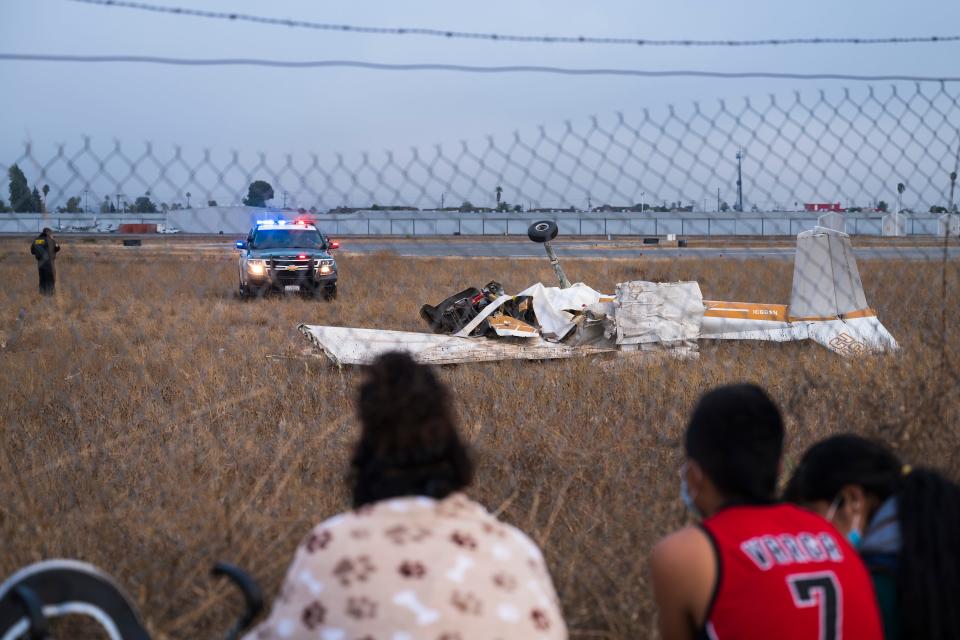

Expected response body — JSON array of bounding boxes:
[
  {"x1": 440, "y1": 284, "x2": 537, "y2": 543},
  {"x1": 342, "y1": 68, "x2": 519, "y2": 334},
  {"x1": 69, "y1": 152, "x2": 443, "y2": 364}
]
[{"x1": 784, "y1": 434, "x2": 960, "y2": 640}]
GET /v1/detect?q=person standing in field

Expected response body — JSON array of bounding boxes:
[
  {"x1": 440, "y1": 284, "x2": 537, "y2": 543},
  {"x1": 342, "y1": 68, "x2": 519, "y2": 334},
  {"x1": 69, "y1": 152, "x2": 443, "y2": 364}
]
[
  {"x1": 30, "y1": 227, "x2": 60, "y2": 296},
  {"x1": 244, "y1": 352, "x2": 567, "y2": 640},
  {"x1": 784, "y1": 434, "x2": 960, "y2": 640},
  {"x1": 650, "y1": 384, "x2": 883, "y2": 640}
]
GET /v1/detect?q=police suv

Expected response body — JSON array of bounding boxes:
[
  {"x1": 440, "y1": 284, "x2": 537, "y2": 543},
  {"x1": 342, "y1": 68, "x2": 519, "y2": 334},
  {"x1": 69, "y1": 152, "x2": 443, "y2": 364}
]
[{"x1": 235, "y1": 219, "x2": 339, "y2": 300}]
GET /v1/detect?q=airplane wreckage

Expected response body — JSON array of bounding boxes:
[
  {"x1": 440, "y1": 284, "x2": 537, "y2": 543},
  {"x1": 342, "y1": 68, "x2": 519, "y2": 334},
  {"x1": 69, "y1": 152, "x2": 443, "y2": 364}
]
[{"x1": 299, "y1": 221, "x2": 898, "y2": 365}]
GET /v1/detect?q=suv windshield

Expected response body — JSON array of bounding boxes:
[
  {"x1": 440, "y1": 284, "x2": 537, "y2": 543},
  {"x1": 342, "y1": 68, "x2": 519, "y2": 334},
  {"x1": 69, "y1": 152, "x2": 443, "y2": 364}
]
[{"x1": 251, "y1": 228, "x2": 326, "y2": 250}]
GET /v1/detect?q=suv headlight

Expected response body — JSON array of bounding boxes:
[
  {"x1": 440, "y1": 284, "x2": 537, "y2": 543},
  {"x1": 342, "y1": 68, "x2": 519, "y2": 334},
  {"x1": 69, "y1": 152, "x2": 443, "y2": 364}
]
[
  {"x1": 247, "y1": 259, "x2": 267, "y2": 276},
  {"x1": 315, "y1": 258, "x2": 336, "y2": 275}
]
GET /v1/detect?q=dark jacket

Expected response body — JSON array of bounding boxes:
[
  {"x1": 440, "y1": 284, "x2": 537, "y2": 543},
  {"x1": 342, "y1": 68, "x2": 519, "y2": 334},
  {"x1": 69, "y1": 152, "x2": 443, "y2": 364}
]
[
  {"x1": 860, "y1": 497, "x2": 901, "y2": 640},
  {"x1": 30, "y1": 232, "x2": 60, "y2": 272}
]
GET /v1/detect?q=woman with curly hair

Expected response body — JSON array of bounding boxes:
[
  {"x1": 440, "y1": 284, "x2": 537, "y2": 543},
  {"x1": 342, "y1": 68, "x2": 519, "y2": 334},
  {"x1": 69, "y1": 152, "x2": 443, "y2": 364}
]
[{"x1": 246, "y1": 352, "x2": 567, "y2": 640}]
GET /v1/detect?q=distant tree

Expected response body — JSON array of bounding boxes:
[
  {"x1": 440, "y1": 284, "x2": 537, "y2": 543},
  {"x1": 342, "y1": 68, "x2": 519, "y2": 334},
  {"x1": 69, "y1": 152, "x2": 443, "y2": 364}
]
[
  {"x1": 371, "y1": 203, "x2": 382, "y2": 211},
  {"x1": 513, "y1": 204, "x2": 523, "y2": 213},
  {"x1": 0, "y1": 198, "x2": 8, "y2": 212},
  {"x1": 720, "y1": 201, "x2": 730, "y2": 212},
  {"x1": 133, "y1": 195, "x2": 157, "y2": 213},
  {"x1": 496, "y1": 201, "x2": 511, "y2": 213},
  {"x1": 459, "y1": 201, "x2": 474, "y2": 212},
  {"x1": 207, "y1": 199, "x2": 217, "y2": 207},
  {"x1": 170, "y1": 202, "x2": 183, "y2": 211},
  {"x1": 846, "y1": 206, "x2": 863, "y2": 213},
  {"x1": 161, "y1": 202, "x2": 169, "y2": 213},
  {"x1": 64, "y1": 196, "x2": 82, "y2": 213},
  {"x1": 42, "y1": 184, "x2": 50, "y2": 207},
  {"x1": 495, "y1": 185, "x2": 503, "y2": 204},
  {"x1": 243, "y1": 180, "x2": 274, "y2": 207},
  {"x1": 31, "y1": 187, "x2": 43, "y2": 212},
  {"x1": 930, "y1": 205, "x2": 948, "y2": 214},
  {"x1": 877, "y1": 200, "x2": 889, "y2": 212},
  {"x1": 8, "y1": 164, "x2": 32, "y2": 212}
]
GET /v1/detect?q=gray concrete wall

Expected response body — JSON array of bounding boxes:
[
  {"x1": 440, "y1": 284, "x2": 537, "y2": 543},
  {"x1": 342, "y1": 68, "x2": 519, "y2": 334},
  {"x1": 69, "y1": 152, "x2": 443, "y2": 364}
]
[{"x1": 0, "y1": 207, "x2": 948, "y2": 237}]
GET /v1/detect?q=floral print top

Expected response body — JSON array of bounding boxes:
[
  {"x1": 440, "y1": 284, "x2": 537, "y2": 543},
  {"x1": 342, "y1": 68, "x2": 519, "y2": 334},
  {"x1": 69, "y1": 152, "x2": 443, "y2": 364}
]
[{"x1": 243, "y1": 492, "x2": 567, "y2": 640}]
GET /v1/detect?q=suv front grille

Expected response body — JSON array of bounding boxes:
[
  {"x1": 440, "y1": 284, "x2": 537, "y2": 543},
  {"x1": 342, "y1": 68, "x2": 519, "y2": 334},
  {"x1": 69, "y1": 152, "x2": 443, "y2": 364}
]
[
  {"x1": 271, "y1": 256, "x2": 312, "y2": 270},
  {"x1": 270, "y1": 256, "x2": 313, "y2": 283}
]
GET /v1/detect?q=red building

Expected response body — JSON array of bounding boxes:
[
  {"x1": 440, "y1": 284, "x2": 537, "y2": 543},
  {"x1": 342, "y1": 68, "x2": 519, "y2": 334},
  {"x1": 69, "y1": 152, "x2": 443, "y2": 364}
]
[{"x1": 804, "y1": 202, "x2": 843, "y2": 212}]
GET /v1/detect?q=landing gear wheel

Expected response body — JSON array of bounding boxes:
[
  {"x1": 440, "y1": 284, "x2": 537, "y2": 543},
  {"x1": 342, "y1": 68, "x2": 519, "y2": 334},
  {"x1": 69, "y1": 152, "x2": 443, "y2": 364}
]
[{"x1": 528, "y1": 220, "x2": 559, "y2": 243}]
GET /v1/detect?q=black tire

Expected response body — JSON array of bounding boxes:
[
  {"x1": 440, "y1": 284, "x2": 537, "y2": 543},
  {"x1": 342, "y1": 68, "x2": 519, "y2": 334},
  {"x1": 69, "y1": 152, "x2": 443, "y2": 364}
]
[
  {"x1": 238, "y1": 277, "x2": 249, "y2": 300},
  {"x1": 323, "y1": 284, "x2": 337, "y2": 301},
  {"x1": 528, "y1": 220, "x2": 559, "y2": 243},
  {"x1": 0, "y1": 560, "x2": 150, "y2": 640}
]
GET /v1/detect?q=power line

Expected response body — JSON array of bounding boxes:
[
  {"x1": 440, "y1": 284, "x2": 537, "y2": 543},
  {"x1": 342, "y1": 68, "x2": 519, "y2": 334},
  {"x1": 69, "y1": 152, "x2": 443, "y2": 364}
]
[
  {"x1": 65, "y1": 0, "x2": 960, "y2": 49},
  {"x1": 3, "y1": 53, "x2": 960, "y2": 82}
]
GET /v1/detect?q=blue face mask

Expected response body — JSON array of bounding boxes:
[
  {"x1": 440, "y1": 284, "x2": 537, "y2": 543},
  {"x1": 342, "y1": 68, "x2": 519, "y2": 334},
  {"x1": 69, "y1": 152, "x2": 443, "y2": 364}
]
[
  {"x1": 680, "y1": 463, "x2": 701, "y2": 519},
  {"x1": 826, "y1": 495, "x2": 863, "y2": 548},
  {"x1": 847, "y1": 529, "x2": 863, "y2": 548}
]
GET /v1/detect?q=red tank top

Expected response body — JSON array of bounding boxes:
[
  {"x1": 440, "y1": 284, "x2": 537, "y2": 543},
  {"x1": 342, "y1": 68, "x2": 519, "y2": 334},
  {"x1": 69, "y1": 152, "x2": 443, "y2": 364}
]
[{"x1": 701, "y1": 504, "x2": 883, "y2": 640}]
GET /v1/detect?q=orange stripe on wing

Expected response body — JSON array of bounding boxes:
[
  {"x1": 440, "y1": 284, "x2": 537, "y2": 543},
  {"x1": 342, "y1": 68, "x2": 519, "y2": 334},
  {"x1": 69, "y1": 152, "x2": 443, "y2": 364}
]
[
  {"x1": 703, "y1": 300, "x2": 789, "y2": 322},
  {"x1": 787, "y1": 308, "x2": 877, "y2": 322}
]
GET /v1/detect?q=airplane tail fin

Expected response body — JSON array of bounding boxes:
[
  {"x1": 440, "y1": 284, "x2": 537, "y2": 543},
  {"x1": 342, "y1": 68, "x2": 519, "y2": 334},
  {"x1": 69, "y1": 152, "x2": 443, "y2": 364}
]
[
  {"x1": 790, "y1": 226, "x2": 868, "y2": 318},
  {"x1": 790, "y1": 227, "x2": 898, "y2": 353}
]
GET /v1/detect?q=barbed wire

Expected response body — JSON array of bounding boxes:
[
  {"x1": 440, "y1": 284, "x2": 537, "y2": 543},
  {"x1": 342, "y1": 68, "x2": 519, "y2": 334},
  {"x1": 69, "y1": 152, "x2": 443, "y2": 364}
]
[
  {"x1": 3, "y1": 53, "x2": 960, "y2": 84},
  {"x1": 64, "y1": 0, "x2": 960, "y2": 49}
]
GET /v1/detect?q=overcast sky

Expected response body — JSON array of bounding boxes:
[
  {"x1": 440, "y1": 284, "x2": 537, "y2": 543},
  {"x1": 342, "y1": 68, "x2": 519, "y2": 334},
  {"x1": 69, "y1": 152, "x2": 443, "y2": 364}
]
[{"x1": 2, "y1": 0, "x2": 959, "y2": 207}]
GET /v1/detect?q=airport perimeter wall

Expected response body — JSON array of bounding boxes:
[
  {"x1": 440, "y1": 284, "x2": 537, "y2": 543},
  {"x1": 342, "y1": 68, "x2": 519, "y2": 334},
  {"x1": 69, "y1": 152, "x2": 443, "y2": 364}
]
[{"x1": 0, "y1": 207, "x2": 953, "y2": 237}]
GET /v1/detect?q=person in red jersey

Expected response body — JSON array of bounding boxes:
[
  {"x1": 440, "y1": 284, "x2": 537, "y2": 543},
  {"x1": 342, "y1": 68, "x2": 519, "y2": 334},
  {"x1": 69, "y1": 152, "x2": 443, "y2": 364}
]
[{"x1": 650, "y1": 384, "x2": 883, "y2": 640}]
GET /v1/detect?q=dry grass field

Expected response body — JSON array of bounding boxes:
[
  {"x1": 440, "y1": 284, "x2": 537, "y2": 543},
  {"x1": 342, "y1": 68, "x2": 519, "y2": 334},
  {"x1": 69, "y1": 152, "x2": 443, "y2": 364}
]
[{"x1": 1, "y1": 236, "x2": 958, "y2": 639}]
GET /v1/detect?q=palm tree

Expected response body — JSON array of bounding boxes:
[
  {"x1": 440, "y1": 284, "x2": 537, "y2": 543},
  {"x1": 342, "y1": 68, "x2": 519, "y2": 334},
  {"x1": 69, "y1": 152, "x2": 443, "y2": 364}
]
[
  {"x1": 896, "y1": 182, "x2": 906, "y2": 214},
  {"x1": 495, "y1": 185, "x2": 502, "y2": 204}
]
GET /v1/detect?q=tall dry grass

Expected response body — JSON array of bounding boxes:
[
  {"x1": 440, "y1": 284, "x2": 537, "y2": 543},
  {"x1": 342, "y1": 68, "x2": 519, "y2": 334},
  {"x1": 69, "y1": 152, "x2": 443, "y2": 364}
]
[{"x1": 0, "y1": 237, "x2": 957, "y2": 638}]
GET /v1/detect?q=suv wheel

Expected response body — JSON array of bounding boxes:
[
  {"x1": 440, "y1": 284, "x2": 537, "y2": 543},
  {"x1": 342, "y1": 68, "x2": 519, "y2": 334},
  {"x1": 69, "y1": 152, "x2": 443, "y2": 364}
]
[
  {"x1": 238, "y1": 278, "x2": 249, "y2": 300},
  {"x1": 323, "y1": 284, "x2": 337, "y2": 301}
]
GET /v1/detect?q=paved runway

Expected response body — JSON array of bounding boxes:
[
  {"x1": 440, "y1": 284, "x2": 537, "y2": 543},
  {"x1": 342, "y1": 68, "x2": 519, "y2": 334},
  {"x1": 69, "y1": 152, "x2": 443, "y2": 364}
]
[
  {"x1": 4, "y1": 234, "x2": 956, "y2": 260},
  {"x1": 337, "y1": 239, "x2": 960, "y2": 261}
]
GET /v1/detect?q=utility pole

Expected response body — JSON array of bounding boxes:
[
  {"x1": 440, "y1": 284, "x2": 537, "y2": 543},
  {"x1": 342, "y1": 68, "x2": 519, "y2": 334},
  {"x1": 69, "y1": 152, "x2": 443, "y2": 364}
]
[
  {"x1": 735, "y1": 149, "x2": 744, "y2": 212},
  {"x1": 282, "y1": 191, "x2": 288, "y2": 209},
  {"x1": 951, "y1": 131, "x2": 960, "y2": 213},
  {"x1": 951, "y1": 171, "x2": 957, "y2": 214},
  {"x1": 116, "y1": 193, "x2": 122, "y2": 212},
  {"x1": 83, "y1": 189, "x2": 88, "y2": 214},
  {"x1": 717, "y1": 188, "x2": 721, "y2": 212},
  {"x1": 440, "y1": 192, "x2": 445, "y2": 209}
]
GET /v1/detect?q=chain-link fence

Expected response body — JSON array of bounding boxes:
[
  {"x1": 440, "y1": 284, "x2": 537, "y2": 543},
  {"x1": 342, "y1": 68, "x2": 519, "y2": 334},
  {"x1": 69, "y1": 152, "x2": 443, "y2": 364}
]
[
  {"x1": 3, "y1": 83, "x2": 960, "y2": 216},
  {"x1": 1, "y1": 82, "x2": 959, "y2": 639}
]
